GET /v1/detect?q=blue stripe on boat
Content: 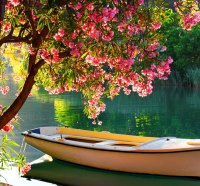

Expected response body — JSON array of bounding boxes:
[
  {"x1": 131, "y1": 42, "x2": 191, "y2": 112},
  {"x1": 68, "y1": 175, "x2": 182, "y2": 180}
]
[{"x1": 31, "y1": 128, "x2": 40, "y2": 134}]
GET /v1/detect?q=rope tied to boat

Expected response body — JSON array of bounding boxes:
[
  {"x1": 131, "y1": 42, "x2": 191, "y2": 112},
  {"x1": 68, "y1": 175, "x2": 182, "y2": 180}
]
[{"x1": 20, "y1": 137, "x2": 27, "y2": 154}]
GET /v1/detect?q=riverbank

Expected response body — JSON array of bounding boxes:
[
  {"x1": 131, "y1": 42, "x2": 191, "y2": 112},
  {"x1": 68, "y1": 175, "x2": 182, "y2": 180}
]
[{"x1": 0, "y1": 155, "x2": 56, "y2": 186}]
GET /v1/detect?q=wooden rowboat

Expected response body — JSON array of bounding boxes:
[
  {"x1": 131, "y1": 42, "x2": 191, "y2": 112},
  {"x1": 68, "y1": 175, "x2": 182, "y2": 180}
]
[{"x1": 22, "y1": 127, "x2": 200, "y2": 177}]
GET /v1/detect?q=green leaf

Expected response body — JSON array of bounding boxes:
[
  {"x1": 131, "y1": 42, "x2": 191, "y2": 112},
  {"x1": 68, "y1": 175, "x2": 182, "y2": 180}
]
[{"x1": 80, "y1": 52, "x2": 88, "y2": 59}]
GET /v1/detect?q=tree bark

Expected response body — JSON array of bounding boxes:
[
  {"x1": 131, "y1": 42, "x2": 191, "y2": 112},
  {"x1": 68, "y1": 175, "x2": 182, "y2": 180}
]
[
  {"x1": 0, "y1": 26, "x2": 49, "y2": 129},
  {"x1": 0, "y1": 57, "x2": 46, "y2": 129},
  {"x1": 0, "y1": 67, "x2": 36, "y2": 128}
]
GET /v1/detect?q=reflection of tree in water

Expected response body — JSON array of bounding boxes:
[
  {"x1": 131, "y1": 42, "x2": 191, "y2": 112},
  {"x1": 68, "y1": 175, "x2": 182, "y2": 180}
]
[
  {"x1": 133, "y1": 112, "x2": 160, "y2": 137},
  {"x1": 31, "y1": 86, "x2": 200, "y2": 138},
  {"x1": 54, "y1": 99, "x2": 93, "y2": 129}
]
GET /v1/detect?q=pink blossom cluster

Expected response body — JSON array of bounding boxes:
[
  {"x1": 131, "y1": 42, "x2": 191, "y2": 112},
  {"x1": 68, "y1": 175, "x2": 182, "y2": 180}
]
[
  {"x1": 110, "y1": 56, "x2": 173, "y2": 97},
  {"x1": 0, "y1": 86, "x2": 10, "y2": 95},
  {"x1": 142, "y1": 56, "x2": 173, "y2": 81},
  {"x1": 79, "y1": 7, "x2": 119, "y2": 41},
  {"x1": 110, "y1": 72, "x2": 153, "y2": 97},
  {"x1": 8, "y1": 0, "x2": 20, "y2": 7},
  {"x1": 108, "y1": 57, "x2": 134, "y2": 71},
  {"x1": 46, "y1": 83, "x2": 79, "y2": 94},
  {"x1": 109, "y1": 86, "x2": 121, "y2": 98},
  {"x1": 102, "y1": 7, "x2": 119, "y2": 23},
  {"x1": 68, "y1": 42, "x2": 82, "y2": 57},
  {"x1": 21, "y1": 163, "x2": 31, "y2": 176},
  {"x1": 53, "y1": 28, "x2": 65, "y2": 41},
  {"x1": 46, "y1": 85, "x2": 66, "y2": 94},
  {"x1": 39, "y1": 48, "x2": 61, "y2": 64},
  {"x1": 0, "y1": 105, "x2": 15, "y2": 132},
  {"x1": 182, "y1": 12, "x2": 200, "y2": 30},
  {"x1": 150, "y1": 22, "x2": 162, "y2": 31},
  {"x1": 85, "y1": 55, "x2": 106, "y2": 66},
  {"x1": 86, "y1": 3, "x2": 95, "y2": 11},
  {"x1": 28, "y1": 47, "x2": 36, "y2": 55},
  {"x1": 69, "y1": 2, "x2": 82, "y2": 10},
  {"x1": 145, "y1": 41, "x2": 167, "y2": 60},
  {"x1": 31, "y1": 10, "x2": 39, "y2": 21},
  {"x1": 81, "y1": 22, "x2": 101, "y2": 40},
  {"x1": 117, "y1": 19, "x2": 145, "y2": 35},
  {"x1": 2, "y1": 23, "x2": 11, "y2": 33},
  {"x1": 3, "y1": 0, "x2": 179, "y2": 123},
  {"x1": 1, "y1": 123, "x2": 14, "y2": 132},
  {"x1": 138, "y1": 0, "x2": 144, "y2": 5},
  {"x1": 85, "y1": 84, "x2": 106, "y2": 120},
  {"x1": 54, "y1": 29, "x2": 83, "y2": 57},
  {"x1": 175, "y1": 0, "x2": 200, "y2": 30}
]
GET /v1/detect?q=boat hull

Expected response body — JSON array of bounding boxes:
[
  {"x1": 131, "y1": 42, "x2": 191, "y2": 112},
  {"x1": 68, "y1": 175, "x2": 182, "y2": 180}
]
[{"x1": 25, "y1": 136, "x2": 200, "y2": 177}]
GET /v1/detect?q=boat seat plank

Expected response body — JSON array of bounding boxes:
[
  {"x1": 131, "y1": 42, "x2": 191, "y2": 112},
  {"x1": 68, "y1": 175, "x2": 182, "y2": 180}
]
[
  {"x1": 57, "y1": 127, "x2": 156, "y2": 143},
  {"x1": 95, "y1": 140, "x2": 117, "y2": 145}
]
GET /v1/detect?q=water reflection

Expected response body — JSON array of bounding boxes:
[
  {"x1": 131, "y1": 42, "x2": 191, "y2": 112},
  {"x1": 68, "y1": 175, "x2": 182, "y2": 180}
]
[
  {"x1": 26, "y1": 157, "x2": 200, "y2": 186},
  {"x1": 1, "y1": 85, "x2": 200, "y2": 184},
  {"x1": 52, "y1": 87, "x2": 200, "y2": 138}
]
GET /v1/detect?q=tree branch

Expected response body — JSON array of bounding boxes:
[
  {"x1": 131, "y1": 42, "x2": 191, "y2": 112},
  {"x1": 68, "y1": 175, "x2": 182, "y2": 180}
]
[
  {"x1": 22, "y1": 0, "x2": 37, "y2": 38},
  {"x1": 0, "y1": 34, "x2": 32, "y2": 46}
]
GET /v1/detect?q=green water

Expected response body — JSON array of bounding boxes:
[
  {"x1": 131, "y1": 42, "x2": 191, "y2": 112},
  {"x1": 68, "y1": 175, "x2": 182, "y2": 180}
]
[{"x1": 1, "y1": 86, "x2": 200, "y2": 185}]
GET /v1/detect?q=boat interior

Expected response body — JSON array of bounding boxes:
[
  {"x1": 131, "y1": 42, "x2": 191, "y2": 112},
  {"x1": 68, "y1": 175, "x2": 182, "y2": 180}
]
[
  {"x1": 24, "y1": 127, "x2": 200, "y2": 151},
  {"x1": 27, "y1": 126, "x2": 156, "y2": 149}
]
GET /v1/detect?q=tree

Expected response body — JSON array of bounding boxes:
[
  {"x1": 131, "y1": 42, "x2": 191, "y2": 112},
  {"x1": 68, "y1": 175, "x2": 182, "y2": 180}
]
[{"x1": 0, "y1": 0, "x2": 200, "y2": 129}]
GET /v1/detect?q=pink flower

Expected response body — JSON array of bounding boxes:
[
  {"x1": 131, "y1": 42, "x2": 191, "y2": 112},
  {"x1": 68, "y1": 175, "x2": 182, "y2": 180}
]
[
  {"x1": 92, "y1": 120, "x2": 96, "y2": 125},
  {"x1": 9, "y1": 0, "x2": 20, "y2": 6},
  {"x1": 182, "y1": 12, "x2": 200, "y2": 30},
  {"x1": 0, "y1": 86, "x2": 10, "y2": 95},
  {"x1": 102, "y1": 7, "x2": 119, "y2": 22},
  {"x1": 70, "y1": 47, "x2": 80, "y2": 57},
  {"x1": 87, "y1": 3, "x2": 94, "y2": 11},
  {"x1": 74, "y1": 2, "x2": 82, "y2": 10},
  {"x1": 150, "y1": 22, "x2": 162, "y2": 31},
  {"x1": 98, "y1": 121, "x2": 102, "y2": 125},
  {"x1": 102, "y1": 31, "x2": 114, "y2": 41},
  {"x1": 161, "y1": 46, "x2": 167, "y2": 52},
  {"x1": 51, "y1": 48, "x2": 58, "y2": 55},
  {"x1": 100, "y1": 103, "x2": 106, "y2": 112},
  {"x1": 123, "y1": 88, "x2": 131, "y2": 95},
  {"x1": 2, "y1": 23, "x2": 11, "y2": 32},
  {"x1": 53, "y1": 34, "x2": 62, "y2": 41},
  {"x1": 58, "y1": 28, "x2": 65, "y2": 37},
  {"x1": 28, "y1": 47, "x2": 35, "y2": 55},
  {"x1": 31, "y1": 10, "x2": 38, "y2": 21},
  {"x1": 118, "y1": 22, "x2": 127, "y2": 32},
  {"x1": 2, "y1": 123, "x2": 14, "y2": 132},
  {"x1": 21, "y1": 163, "x2": 31, "y2": 176},
  {"x1": 138, "y1": 0, "x2": 144, "y2": 5},
  {"x1": 68, "y1": 42, "x2": 75, "y2": 49}
]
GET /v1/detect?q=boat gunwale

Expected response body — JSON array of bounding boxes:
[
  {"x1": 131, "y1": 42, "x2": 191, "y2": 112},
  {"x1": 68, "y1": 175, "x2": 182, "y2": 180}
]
[{"x1": 22, "y1": 133, "x2": 200, "y2": 154}]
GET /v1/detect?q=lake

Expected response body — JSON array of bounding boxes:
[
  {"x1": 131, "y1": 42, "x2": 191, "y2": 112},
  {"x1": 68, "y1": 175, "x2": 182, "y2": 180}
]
[{"x1": 1, "y1": 85, "x2": 200, "y2": 185}]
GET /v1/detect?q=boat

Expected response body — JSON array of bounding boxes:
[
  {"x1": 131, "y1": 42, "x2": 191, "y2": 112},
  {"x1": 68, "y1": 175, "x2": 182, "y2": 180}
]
[{"x1": 22, "y1": 126, "x2": 200, "y2": 177}]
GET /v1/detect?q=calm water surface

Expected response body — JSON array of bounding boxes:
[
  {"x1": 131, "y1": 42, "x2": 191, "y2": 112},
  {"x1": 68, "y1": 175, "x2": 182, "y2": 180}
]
[{"x1": 1, "y1": 85, "x2": 200, "y2": 185}]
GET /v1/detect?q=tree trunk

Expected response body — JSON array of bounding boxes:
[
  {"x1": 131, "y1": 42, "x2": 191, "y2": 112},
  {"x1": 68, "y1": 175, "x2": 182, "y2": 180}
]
[
  {"x1": 0, "y1": 68, "x2": 36, "y2": 129},
  {"x1": 0, "y1": 55, "x2": 46, "y2": 129}
]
